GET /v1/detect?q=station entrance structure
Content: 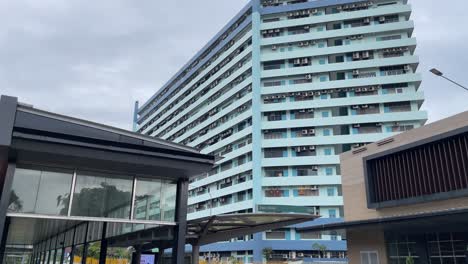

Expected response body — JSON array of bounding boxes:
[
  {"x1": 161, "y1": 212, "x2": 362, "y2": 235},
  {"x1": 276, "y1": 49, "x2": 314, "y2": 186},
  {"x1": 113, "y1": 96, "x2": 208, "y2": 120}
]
[{"x1": 0, "y1": 96, "x2": 317, "y2": 264}]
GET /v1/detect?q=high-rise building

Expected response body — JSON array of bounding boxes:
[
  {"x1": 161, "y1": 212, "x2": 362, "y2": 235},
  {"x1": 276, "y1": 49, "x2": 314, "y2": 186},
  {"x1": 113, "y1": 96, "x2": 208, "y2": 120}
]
[{"x1": 134, "y1": 0, "x2": 427, "y2": 262}]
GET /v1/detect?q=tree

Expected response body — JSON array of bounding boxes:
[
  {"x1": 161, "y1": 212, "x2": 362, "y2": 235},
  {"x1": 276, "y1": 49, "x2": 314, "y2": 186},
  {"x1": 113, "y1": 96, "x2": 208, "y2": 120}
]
[
  {"x1": 228, "y1": 256, "x2": 240, "y2": 264},
  {"x1": 8, "y1": 191, "x2": 23, "y2": 212},
  {"x1": 406, "y1": 255, "x2": 415, "y2": 264},
  {"x1": 262, "y1": 247, "x2": 273, "y2": 260},
  {"x1": 312, "y1": 243, "x2": 327, "y2": 259},
  {"x1": 58, "y1": 182, "x2": 132, "y2": 216}
]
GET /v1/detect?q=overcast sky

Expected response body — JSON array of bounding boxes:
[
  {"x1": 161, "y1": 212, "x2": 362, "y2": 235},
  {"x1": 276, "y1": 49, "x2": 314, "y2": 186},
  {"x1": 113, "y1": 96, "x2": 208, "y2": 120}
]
[{"x1": 1, "y1": 0, "x2": 467, "y2": 130}]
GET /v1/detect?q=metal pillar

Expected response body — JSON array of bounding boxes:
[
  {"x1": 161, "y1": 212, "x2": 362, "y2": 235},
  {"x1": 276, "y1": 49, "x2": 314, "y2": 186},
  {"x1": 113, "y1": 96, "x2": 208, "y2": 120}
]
[
  {"x1": 0, "y1": 218, "x2": 10, "y2": 264},
  {"x1": 98, "y1": 223, "x2": 107, "y2": 264},
  {"x1": 157, "y1": 248, "x2": 164, "y2": 264},
  {"x1": 171, "y1": 179, "x2": 189, "y2": 264},
  {"x1": 0, "y1": 164, "x2": 15, "y2": 264},
  {"x1": 191, "y1": 245, "x2": 199, "y2": 264}
]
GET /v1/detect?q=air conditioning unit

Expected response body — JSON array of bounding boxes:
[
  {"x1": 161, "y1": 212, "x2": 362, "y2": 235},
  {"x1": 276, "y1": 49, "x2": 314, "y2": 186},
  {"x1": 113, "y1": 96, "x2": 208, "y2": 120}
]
[
  {"x1": 353, "y1": 69, "x2": 360, "y2": 75},
  {"x1": 352, "y1": 52, "x2": 360, "y2": 59},
  {"x1": 312, "y1": 166, "x2": 319, "y2": 171},
  {"x1": 362, "y1": 51, "x2": 370, "y2": 58},
  {"x1": 363, "y1": 17, "x2": 371, "y2": 24},
  {"x1": 352, "y1": 105, "x2": 360, "y2": 109},
  {"x1": 272, "y1": 45, "x2": 277, "y2": 50},
  {"x1": 298, "y1": 253, "x2": 304, "y2": 257},
  {"x1": 356, "y1": 88, "x2": 362, "y2": 92},
  {"x1": 353, "y1": 124, "x2": 361, "y2": 128},
  {"x1": 312, "y1": 9, "x2": 318, "y2": 14},
  {"x1": 357, "y1": 34, "x2": 364, "y2": 39},
  {"x1": 379, "y1": 16, "x2": 386, "y2": 23},
  {"x1": 296, "y1": 147, "x2": 302, "y2": 152},
  {"x1": 404, "y1": 65, "x2": 412, "y2": 71},
  {"x1": 304, "y1": 25, "x2": 310, "y2": 29},
  {"x1": 302, "y1": 129, "x2": 309, "y2": 135},
  {"x1": 309, "y1": 145, "x2": 316, "y2": 150},
  {"x1": 305, "y1": 74, "x2": 313, "y2": 79},
  {"x1": 309, "y1": 129, "x2": 315, "y2": 134},
  {"x1": 361, "y1": 104, "x2": 369, "y2": 108}
]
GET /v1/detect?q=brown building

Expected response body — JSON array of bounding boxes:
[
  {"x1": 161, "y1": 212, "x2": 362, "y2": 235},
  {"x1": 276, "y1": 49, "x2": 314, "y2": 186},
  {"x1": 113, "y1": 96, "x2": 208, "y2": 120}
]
[{"x1": 299, "y1": 111, "x2": 468, "y2": 264}]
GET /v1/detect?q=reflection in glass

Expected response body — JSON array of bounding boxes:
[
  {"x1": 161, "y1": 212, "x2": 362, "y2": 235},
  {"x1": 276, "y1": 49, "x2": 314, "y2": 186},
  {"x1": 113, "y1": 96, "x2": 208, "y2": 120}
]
[
  {"x1": 85, "y1": 242, "x2": 101, "y2": 264},
  {"x1": 63, "y1": 247, "x2": 72, "y2": 264},
  {"x1": 8, "y1": 167, "x2": 73, "y2": 215},
  {"x1": 49, "y1": 250, "x2": 56, "y2": 264},
  {"x1": 72, "y1": 245, "x2": 84, "y2": 264},
  {"x1": 55, "y1": 248, "x2": 63, "y2": 264},
  {"x1": 71, "y1": 172, "x2": 133, "y2": 219},
  {"x1": 161, "y1": 181, "x2": 177, "y2": 222},
  {"x1": 133, "y1": 178, "x2": 162, "y2": 221},
  {"x1": 106, "y1": 247, "x2": 131, "y2": 264}
]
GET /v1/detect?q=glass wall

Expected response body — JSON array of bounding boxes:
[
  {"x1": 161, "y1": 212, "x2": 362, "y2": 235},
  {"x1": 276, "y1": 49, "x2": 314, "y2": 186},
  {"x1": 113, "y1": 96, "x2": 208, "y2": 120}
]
[
  {"x1": 71, "y1": 171, "x2": 133, "y2": 218},
  {"x1": 161, "y1": 181, "x2": 177, "y2": 222},
  {"x1": 8, "y1": 167, "x2": 73, "y2": 215},
  {"x1": 133, "y1": 178, "x2": 162, "y2": 221},
  {"x1": 9, "y1": 165, "x2": 178, "y2": 222}
]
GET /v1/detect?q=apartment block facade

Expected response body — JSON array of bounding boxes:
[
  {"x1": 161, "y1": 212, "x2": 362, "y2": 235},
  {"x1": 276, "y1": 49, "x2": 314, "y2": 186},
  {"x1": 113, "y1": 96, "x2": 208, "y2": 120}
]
[{"x1": 134, "y1": 0, "x2": 427, "y2": 262}]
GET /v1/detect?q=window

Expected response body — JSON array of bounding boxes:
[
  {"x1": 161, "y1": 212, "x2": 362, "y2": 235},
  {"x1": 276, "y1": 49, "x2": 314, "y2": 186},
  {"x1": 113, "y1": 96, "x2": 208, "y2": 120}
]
[
  {"x1": 320, "y1": 76, "x2": 327, "y2": 82},
  {"x1": 9, "y1": 166, "x2": 73, "y2": 216},
  {"x1": 265, "y1": 167, "x2": 287, "y2": 177},
  {"x1": 327, "y1": 188, "x2": 335, "y2": 196},
  {"x1": 300, "y1": 231, "x2": 321, "y2": 240},
  {"x1": 296, "y1": 166, "x2": 318, "y2": 176},
  {"x1": 323, "y1": 129, "x2": 331, "y2": 136},
  {"x1": 319, "y1": 59, "x2": 326, "y2": 65},
  {"x1": 360, "y1": 251, "x2": 379, "y2": 264},
  {"x1": 71, "y1": 171, "x2": 133, "y2": 219},
  {"x1": 328, "y1": 209, "x2": 337, "y2": 218},
  {"x1": 322, "y1": 112, "x2": 329, "y2": 118},
  {"x1": 264, "y1": 148, "x2": 287, "y2": 158},
  {"x1": 325, "y1": 168, "x2": 333, "y2": 176},
  {"x1": 265, "y1": 230, "x2": 286, "y2": 240},
  {"x1": 324, "y1": 148, "x2": 332, "y2": 156}
]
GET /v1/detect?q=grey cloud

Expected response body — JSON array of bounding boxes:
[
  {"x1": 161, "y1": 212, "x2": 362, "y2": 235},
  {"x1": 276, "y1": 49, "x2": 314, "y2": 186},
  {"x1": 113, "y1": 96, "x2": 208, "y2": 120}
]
[{"x1": 0, "y1": 0, "x2": 466, "y2": 130}]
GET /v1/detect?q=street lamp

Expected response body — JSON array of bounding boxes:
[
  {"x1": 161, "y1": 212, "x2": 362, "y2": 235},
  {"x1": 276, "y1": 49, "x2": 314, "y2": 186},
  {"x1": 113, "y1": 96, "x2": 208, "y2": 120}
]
[{"x1": 430, "y1": 68, "x2": 468, "y2": 92}]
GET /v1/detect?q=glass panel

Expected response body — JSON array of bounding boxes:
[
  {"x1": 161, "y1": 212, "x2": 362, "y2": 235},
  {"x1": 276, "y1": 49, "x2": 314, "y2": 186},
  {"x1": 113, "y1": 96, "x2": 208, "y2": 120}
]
[
  {"x1": 133, "y1": 178, "x2": 162, "y2": 221},
  {"x1": 72, "y1": 245, "x2": 84, "y2": 264},
  {"x1": 55, "y1": 248, "x2": 63, "y2": 264},
  {"x1": 8, "y1": 167, "x2": 73, "y2": 215},
  {"x1": 71, "y1": 171, "x2": 133, "y2": 219},
  {"x1": 9, "y1": 168, "x2": 40, "y2": 213},
  {"x1": 161, "y1": 181, "x2": 177, "y2": 222},
  {"x1": 36, "y1": 170, "x2": 73, "y2": 215},
  {"x1": 86, "y1": 242, "x2": 101, "y2": 264},
  {"x1": 106, "y1": 247, "x2": 131, "y2": 264},
  {"x1": 49, "y1": 250, "x2": 56, "y2": 264}
]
